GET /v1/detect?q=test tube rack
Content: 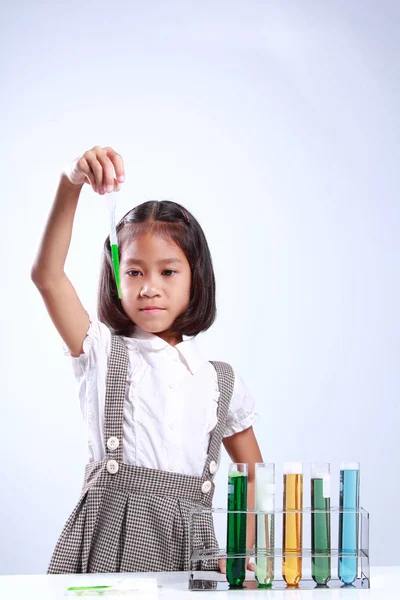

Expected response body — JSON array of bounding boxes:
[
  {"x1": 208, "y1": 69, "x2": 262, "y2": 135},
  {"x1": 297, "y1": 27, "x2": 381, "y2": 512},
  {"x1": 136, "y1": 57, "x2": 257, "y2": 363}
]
[{"x1": 188, "y1": 506, "x2": 370, "y2": 591}]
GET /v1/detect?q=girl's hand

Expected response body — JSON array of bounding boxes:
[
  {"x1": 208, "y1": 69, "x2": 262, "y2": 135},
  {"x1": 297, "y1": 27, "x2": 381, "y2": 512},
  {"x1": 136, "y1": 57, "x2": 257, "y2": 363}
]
[
  {"x1": 218, "y1": 557, "x2": 255, "y2": 573},
  {"x1": 64, "y1": 145, "x2": 125, "y2": 194}
]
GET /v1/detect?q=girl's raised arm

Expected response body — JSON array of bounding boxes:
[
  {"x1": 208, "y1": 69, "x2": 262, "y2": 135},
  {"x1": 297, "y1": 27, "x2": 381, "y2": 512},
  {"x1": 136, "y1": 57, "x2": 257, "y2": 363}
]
[{"x1": 31, "y1": 146, "x2": 125, "y2": 357}]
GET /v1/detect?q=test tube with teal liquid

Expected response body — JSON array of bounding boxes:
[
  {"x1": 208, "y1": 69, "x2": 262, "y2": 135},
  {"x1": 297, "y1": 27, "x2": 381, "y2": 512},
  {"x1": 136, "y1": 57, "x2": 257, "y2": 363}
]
[
  {"x1": 255, "y1": 462, "x2": 275, "y2": 587},
  {"x1": 226, "y1": 463, "x2": 248, "y2": 588},
  {"x1": 311, "y1": 462, "x2": 331, "y2": 585},
  {"x1": 338, "y1": 461, "x2": 360, "y2": 585}
]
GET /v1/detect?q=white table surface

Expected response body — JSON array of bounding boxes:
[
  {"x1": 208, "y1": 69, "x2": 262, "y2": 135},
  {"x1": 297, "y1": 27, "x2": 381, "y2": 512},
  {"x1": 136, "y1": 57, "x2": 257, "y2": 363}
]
[{"x1": 0, "y1": 567, "x2": 398, "y2": 599}]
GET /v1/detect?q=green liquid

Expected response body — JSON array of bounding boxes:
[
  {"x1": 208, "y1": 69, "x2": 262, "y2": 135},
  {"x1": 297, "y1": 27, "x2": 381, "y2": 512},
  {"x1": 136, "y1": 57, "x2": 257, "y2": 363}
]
[
  {"x1": 311, "y1": 478, "x2": 331, "y2": 585},
  {"x1": 226, "y1": 472, "x2": 248, "y2": 588},
  {"x1": 67, "y1": 586, "x2": 111, "y2": 594},
  {"x1": 111, "y1": 244, "x2": 122, "y2": 299}
]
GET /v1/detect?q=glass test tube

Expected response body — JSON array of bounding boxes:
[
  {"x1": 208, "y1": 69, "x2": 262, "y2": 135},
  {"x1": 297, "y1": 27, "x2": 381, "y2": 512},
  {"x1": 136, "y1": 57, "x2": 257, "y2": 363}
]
[
  {"x1": 311, "y1": 462, "x2": 331, "y2": 585},
  {"x1": 226, "y1": 463, "x2": 248, "y2": 588},
  {"x1": 338, "y1": 461, "x2": 360, "y2": 585},
  {"x1": 255, "y1": 462, "x2": 275, "y2": 587},
  {"x1": 282, "y1": 462, "x2": 303, "y2": 587}
]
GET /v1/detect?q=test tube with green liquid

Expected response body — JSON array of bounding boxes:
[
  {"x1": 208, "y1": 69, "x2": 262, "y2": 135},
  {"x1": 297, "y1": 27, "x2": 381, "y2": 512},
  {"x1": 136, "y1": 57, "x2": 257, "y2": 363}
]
[
  {"x1": 255, "y1": 462, "x2": 275, "y2": 587},
  {"x1": 226, "y1": 462, "x2": 248, "y2": 588},
  {"x1": 311, "y1": 462, "x2": 331, "y2": 585},
  {"x1": 106, "y1": 190, "x2": 122, "y2": 299}
]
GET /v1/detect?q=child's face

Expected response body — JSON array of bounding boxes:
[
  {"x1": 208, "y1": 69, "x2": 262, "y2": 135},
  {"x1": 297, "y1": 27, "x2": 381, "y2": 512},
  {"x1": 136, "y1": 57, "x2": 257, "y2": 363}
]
[{"x1": 119, "y1": 232, "x2": 191, "y2": 345}]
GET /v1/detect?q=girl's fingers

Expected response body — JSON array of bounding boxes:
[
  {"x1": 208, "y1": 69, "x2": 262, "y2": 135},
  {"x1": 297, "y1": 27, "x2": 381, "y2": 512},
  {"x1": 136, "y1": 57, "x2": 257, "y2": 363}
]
[
  {"x1": 95, "y1": 149, "x2": 117, "y2": 194},
  {"x1": 85, "y1": 150, "x2": 104, "y2": 193},
  {"x1": 70, "y1": 146, "x2": 125, "y2": 195},
  {"x1": 88, "y1": 147, "x2": 125, "y2": 194},
  {"x1": 104, "y1": 147, "x2": 125, "y2": 185},
  {"x1": 77, "y1": 157, "x2": 97, "y2": 192},
  {"x1": 68, "y1": 156, "x2": 91, "y2": 186},
  {"x1": 218, "y1": 557, "x2": 253, "y2": 573}
]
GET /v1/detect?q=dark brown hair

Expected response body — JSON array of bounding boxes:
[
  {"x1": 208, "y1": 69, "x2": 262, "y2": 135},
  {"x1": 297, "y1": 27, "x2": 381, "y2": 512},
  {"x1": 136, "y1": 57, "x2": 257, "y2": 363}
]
[{"x1": 98, "y1": 200, "x2": 216, "y2": 337}]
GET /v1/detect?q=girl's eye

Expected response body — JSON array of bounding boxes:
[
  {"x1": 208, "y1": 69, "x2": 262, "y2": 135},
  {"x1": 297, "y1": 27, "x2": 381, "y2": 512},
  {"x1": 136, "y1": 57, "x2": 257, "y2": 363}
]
[{"x1": 126, "y1": 270, "x2": 177, "y2": 277}]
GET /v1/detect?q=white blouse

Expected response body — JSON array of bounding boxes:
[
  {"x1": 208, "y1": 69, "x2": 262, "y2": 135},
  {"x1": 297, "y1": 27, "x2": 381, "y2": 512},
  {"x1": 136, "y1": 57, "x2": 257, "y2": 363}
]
[{"x1": 63, "y1": 315, "x2": 258, "y2": 477}]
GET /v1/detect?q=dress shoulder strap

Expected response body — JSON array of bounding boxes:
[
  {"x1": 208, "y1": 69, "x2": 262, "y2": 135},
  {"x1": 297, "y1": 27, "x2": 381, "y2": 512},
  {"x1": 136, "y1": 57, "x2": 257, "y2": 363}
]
[
  {"x1": 201, "y1": 361, "x2": 235, "y2": 479},
  {"x1": 103, "y1": 335, "x2": 129, "y2": 462}
]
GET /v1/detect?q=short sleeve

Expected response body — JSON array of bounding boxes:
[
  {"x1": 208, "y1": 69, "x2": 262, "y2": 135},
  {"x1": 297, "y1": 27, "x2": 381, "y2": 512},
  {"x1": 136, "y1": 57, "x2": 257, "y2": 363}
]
[
  {"x1": 224, "y1": 369, "x2": 258, "y2": 437},
  {"x1": 62, "y1": 312, "x2": 111, "y2": 378}
]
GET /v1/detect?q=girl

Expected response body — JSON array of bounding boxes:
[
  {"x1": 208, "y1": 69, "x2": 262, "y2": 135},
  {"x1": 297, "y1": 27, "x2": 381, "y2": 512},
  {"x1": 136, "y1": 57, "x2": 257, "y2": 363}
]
[{"x1": 31, "y1": 145, "x2": 263, "y2": 574}]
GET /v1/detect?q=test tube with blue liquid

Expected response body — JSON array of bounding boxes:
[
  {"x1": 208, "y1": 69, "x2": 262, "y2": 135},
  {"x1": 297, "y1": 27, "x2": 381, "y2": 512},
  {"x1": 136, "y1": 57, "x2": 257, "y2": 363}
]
[{"x1": 338, "y1": 461, "x2": 360, "y2": 585}]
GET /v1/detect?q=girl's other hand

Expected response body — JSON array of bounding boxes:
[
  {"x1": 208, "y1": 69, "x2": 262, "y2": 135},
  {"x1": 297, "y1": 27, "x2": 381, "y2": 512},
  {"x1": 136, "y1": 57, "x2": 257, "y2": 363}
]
[
  {"x1": 64, "y1": 145, "x2": 125, "y2": 194},
  {"x1": 218, "y1": 557, "x2": 255, "y2": 573}
]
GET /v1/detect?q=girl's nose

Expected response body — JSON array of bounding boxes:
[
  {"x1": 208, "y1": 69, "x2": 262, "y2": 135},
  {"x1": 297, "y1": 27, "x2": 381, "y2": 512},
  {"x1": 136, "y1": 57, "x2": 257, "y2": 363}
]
[
  {"x1": 140, "y1": 281, "x2": 160, "y2": 297},
  {"x1": 140, "y1": 289, "x2": 159, "y2": 297}
]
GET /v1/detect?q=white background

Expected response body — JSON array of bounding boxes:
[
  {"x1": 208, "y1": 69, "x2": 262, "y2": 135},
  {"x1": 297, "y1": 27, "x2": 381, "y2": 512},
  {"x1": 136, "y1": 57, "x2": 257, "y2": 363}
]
[{"x1": 1, "y1": 0, "x2": 399, "y2": 574}]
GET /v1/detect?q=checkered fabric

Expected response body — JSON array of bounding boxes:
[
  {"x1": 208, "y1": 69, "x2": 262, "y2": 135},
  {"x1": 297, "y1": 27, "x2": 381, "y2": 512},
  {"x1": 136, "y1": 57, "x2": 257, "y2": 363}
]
[{"x1": 47, "y1": 335, "x2": 235, "y2": 574}]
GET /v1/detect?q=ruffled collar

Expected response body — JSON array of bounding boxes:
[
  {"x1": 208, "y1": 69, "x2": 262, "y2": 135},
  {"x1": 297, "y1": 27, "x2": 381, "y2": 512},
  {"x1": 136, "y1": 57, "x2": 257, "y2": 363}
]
[{"x1": 122, "y1": 325, "x2": 207, "y2": 375}]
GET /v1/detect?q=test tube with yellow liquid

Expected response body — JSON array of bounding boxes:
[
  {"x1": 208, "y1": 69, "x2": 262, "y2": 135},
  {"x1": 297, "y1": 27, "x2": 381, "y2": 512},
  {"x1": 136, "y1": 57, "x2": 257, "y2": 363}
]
[{"x1": 282, "y1": 462, "x2": 303, "y2": 587}]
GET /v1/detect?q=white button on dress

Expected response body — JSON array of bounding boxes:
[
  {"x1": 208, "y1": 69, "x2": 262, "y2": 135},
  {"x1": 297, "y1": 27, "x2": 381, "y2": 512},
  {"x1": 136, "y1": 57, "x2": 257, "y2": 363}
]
[
  {"x1": 107, "y1": 436, "x2": 120, "y2": 450},
  {"x1": 202, "y1": 480, "x2": 212, "y2": 494},
  {"x1": 209, "y1": 460, "x2": 218, "y2": 474},
  {"x1": 107, "y1": 459, "x2": 119, "y2": 474}
]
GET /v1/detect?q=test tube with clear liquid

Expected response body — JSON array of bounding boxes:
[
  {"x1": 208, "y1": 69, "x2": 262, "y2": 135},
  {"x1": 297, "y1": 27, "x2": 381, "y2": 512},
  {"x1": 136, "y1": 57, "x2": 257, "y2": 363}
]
[{"x1": 255, "y1": 462, "x2": 275, "y2": 587}]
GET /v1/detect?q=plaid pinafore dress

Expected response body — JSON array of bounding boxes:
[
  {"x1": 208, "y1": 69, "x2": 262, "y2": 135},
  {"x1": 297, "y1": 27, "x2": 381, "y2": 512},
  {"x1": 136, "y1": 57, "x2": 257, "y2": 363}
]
[{"x1": 47, "y1": 334, "x2": 235, "y2": 573}]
